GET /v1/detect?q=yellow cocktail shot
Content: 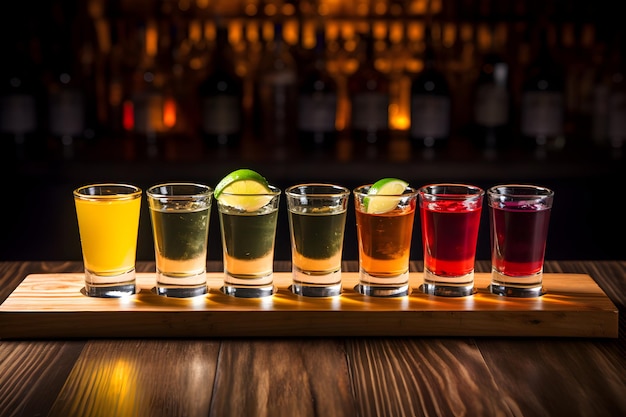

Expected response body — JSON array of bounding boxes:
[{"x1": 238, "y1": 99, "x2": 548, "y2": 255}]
[{"x1": 74, "y1": 183, "x2": 142, "y2": 297}]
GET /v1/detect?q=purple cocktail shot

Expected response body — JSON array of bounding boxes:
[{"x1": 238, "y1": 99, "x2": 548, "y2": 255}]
[{"x1": 488, "y1": 184, "x2": 554, "y2": 297}]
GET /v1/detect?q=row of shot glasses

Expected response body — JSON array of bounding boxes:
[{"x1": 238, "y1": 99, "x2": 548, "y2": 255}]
[{"x1": 73, "y1": 178, "x2": 553, "y2": 299}]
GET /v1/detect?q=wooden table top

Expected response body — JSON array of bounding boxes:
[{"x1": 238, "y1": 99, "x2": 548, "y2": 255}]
[{"x1": 1, "y1": 260, "x2": 624, "y2": 417}]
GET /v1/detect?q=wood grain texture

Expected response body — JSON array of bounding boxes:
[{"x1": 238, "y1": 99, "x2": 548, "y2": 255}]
[
  {"x1": 477, "y1": 339, "x2": 626, "y2": 417},
  {"x1": 210, "y1": 339, "x2": 355, "y2": 417},
  {"x1": 0, "y1": 341, "x2": 85, "y2": 417},
  {"x1": 0, "y1": 272, "x2": 618, "y2": 338},
  {"x1": 0, "y1": 261, "x2": 624, "y2": 417},
  {"x1": 46, "y1": 340, "x2": 220, "y2": 417},
  {"x1": 346, "y1": 338, "x2": 517, "y2": 417}
]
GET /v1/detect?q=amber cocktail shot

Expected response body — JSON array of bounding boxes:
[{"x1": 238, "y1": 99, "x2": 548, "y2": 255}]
[{"x1": 354, "y1": 178, "x2": 418, "y2": 297}]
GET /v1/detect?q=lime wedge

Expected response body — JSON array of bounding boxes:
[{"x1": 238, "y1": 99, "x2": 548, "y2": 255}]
[
  {"x1": 214, "y1": 169, "x2": 273, "y2": 211},
  {"x1": 364, "y1": 178, "x2": 409, "y2": 214}
]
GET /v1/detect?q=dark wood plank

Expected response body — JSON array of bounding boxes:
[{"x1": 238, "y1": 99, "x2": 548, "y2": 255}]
[
  {"x1": 46, "y1": 340, "x2": 220, "y2": 417},
  {"x1": 0, "y1": 341, "x2": 85, "y2": 417},
  {"x1": 346, "y1": 338, "x2": 515, "y2": 417},
  {"x1": 475, "y1": 261, "x2": 626, "y2": 417},
  {"x1": 476, "y1": 339, "x2": 626, "y2": 417},
  {"x1": 209, "y1": 339, "x2": 355, "y2": 417}
]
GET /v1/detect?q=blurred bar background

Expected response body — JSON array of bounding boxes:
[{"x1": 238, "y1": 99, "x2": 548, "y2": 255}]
[{"x1": 0, "y1": 0, "x2": 623, "y2": 263}]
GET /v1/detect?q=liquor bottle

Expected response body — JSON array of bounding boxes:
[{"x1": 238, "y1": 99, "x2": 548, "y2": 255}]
[
  {"x1": 46, "y1": 47, "x2": 88, "y2": 159},
  {"x1": 409, "y1": 25, "x2": 451, "y2": 150},
  {"x1": 471, "y1": 39, "x2": 512, "y2": 151},
  {"x1": 604, "y1": 38, "x2": 626, "y2": 152},
  {"x1": 0, "y1": 39, "x2": 44, "y2": 158},
  {"x1": 254, "y1": 22, "x2": 298, "y2": 158},
  {"x1": 348, "y1": 29, "x2": 390, "y2": 152},
  {"x1": 126, "y1": 22, "x2": 166, "y2": 159},
  {"x1": 198, "y1": 24, "x2": 243, "y2": 149},
  {"x1": 519, "y1": 27, "x2": 566, "y2": 152},
  {"x1": 297, "y1": 27, "x2": 338, "y2": 151}
]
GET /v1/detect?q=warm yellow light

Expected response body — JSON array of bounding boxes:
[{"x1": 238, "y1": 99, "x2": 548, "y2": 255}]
[
  {"x1": 145, "y1": 20, "x2": 158, "y2": 57},
  {"x1": 203, "y1": 21, "x2": 215, "y2": 42},
  {"x1": 282, "y1": 3, "x2": 295, "y2": 16},
  {"x1": 264, "y1": 3, "x2": 277, "y2": 16},
  {"x1": 163, "y1": 98, "x2": 177, "y2": 128},
  {"x1": 283, "y1": 19, "x2": 299, "y2": 45},
  {"x1": 189, "y1": 20, "x2": 202, "y2": 43},
  {"x1": 443, "y1": 23, "x2": 456, "y2": 48},
  {"x1": 244, "y1": 3, "x2": 258, "y2": 16},
  {"x1": 246, "y1": 21, "x2": 260, "y2": 43},
  {"x1": 389, "y1": 22, "x2": 403, "y2": 44},
  {"x1": 302, "y1": 21, "x2": 316, "y2": 49},
  {"x1": 229, "y1": 20, "x2": 243, "y2": 45}
]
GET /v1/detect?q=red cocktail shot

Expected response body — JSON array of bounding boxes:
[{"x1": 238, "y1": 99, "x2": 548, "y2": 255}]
[{"x1": 419, "y1": 184, "x2": 484, "y2": 297}]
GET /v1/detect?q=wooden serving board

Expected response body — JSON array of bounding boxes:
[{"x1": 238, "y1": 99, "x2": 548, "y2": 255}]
[{"x1": 0, "y1": 272, "x2": 618, "y2": 339}]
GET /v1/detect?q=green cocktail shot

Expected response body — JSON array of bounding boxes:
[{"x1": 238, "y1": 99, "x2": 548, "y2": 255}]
[
  {"x1": 214, "y1": 169, "x2": 281, "y2": 298},
  {"x1": 219, "y1": 206, "x2": 279, "y2": 278},
  {"x1": 147, "y1": 183, "x2": 213, "y2": 298},
  {"x1": 289, "y1": 206, "x2": 346, "y2": 274},
  {"x1": 286, "y1": 183, "x2": 350, "y2": 297}
]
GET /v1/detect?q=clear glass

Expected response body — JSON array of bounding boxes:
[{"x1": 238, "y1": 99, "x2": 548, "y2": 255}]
[
  {"x1": 353, "y1": 185, "x2": 418, "y2": 297},
  {"x1": 488, "y1": 184, "x2": 554, "y2": 297},
  {"x1": 419, "y1": 184, "x2": 484, "y2": 297},
  {"x1": 286, "y1": 184, "x2": 349, "y2": 297},
  {"x1": 147, "y1": 183, "x2": 213, "y2": 298},
  {"x1": 217, "y1": 185, "x2": 281, "y2": 298},
  {"x1": 73, "y1": 184, "x2": 142, "y2": 297}
]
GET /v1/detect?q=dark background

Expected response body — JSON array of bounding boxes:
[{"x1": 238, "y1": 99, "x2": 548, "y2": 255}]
[{"x1": 1, "y1": 0, "x2": 624, "y2": 263}]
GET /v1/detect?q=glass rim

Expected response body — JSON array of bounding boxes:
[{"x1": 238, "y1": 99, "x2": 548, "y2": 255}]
[
  {"x1": 418, "y1": 183, "x2": 484, "y2": 197},
  {"x1": 147, "y1": 182, "x2": 213, "y2": 198},
  {"x1": 286, "y1": 183, "x2": 350, "y2": 197},
  {"x1": 487, "y1": 184, "x2": 554, "y2": 198},
  {"x1": 219, "y1": 183, "x2": 281, "y2": 197},
  {"x1": 353, "y1": 184, "x2": 419, "y2": 197},
  {"x1": 73, "y1": 183, "x2": 142, "y2": 200}
]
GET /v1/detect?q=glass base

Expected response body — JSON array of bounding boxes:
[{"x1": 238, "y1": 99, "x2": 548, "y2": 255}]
[
  {"x1": 221, "y1": 285, "x2": 275, "y2": 298},
  {"x1": 222, "y1": 272, "x2": 275, "y2": 298},
  {"x1": 155, "y1": 284, "x2": 208, "y2": 298},
  {"x1": 291, "y1": 269, "x2": 342, "y2": 297},
  {"x1": 357, "y1": 269, "x2": 409, "y2": 297},
  {"x1": 489, "y1": 284, "x2": 544, "y2": 297},
  {"x1": 490, "y1": 269, "x2": 544, "y2": 297},
  {"x1": 355, "y1": 283, "x2": 409, "y2": 297},
  {"x1": 291, "y1": 282, "x2": 342, "y2": 297},
  {"x1": 84, "y1": 269, "x2": 136, "y2": 298},
  {"x1": 420, "y1": 282, "x2": 475, "y2": 297},
  {"x1": 421, "y1": 269, "x2": 475, "y2": 297},
  {"x1": 156, "y1": 271, "x2": 207, "y2": 298}
]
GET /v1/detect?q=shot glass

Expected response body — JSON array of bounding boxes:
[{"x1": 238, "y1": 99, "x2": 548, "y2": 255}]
[
  {"x1": 488, "y1": 184, "x2": 554, "y2": 297},
  {"x1": 73, "y1": 183, "x2": 142, "y2": 298},
  {"x1": 147, "y1": 183, "x2": 213, "y2": 298},
  {"x1": 286, "y1": 184, "x2": 350, "y2": 297},
  {"x1": 353, "y1": 184, "x2": 418, "y2": 297},
  {"x1": 218, "y1": 185, "x2": 281, "y2": 298},
  {"x1": 419, "y1": 184, "x2": 484, "y2": 297}
]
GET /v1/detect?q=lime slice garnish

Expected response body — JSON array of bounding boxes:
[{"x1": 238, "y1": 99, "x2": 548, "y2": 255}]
[
  {"x1": 364, "y1": 178, "x2": 409, "y2": 214},
  {"x1": 214, "y1": 169, "x2": 273, "y2": 211}
]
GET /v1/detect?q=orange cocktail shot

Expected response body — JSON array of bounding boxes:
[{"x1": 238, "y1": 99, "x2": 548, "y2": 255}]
[
  {"x1": 74, "y1": 184, "x2": 142, "y2": 297},
  {"x1": 354, "y1": 179, "x2": 418, "y2": 297}
]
